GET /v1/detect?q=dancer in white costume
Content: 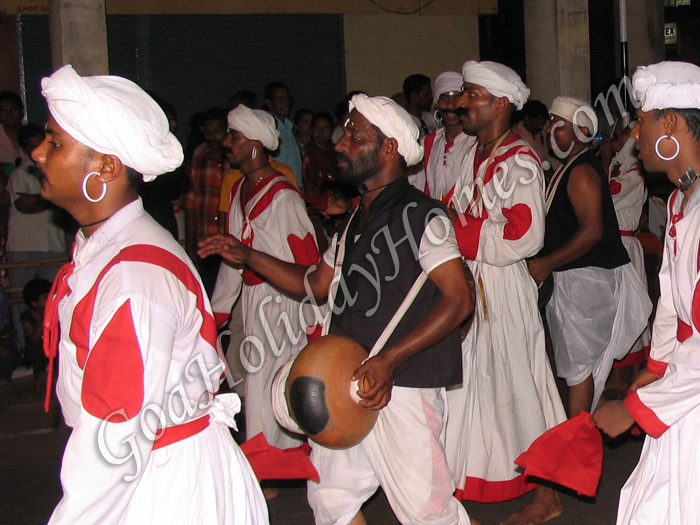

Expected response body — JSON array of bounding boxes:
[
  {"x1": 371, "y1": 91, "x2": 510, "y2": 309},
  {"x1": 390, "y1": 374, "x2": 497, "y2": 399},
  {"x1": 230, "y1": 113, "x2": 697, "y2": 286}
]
[
  {"x1": 36, "y1": 65, "x2": 268, "y2": 524},
  {"x1": 201, "y1": 94, "x2": 474, "y2": 525},
  {"x1": 211, "y1": 105, "x2": 320, "y2": 451},
  {"x1": 411, "y1": 71, "x2": 475, "y2": 201},
  {"x1": 447, "y1": 60, "x2": 566, "y2": 525},
  {"x1": 608, "y1": 124, "x2": 651, "y2": 368},
  {"x1": 594, "y1": 60, "x2": 700, "y2": 525}
]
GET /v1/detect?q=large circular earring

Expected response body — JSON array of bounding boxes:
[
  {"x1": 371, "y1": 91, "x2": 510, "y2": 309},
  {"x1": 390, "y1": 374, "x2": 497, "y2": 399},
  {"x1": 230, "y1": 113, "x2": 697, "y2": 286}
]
[
  {"x1": 655, "y1": 135, "x2": 680, "y2": 161},
  {"x1": 434, "y1": 110, "x2": 443, "y2": 123},
  {"x1": 82, "y1": 172, "x2": 107, "y2": 203}
]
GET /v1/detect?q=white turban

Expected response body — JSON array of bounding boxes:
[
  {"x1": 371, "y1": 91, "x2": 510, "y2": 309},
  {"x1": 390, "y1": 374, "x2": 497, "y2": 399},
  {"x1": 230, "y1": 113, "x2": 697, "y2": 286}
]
[
  {"x1": 461, "y1": 60, "x2": 530, "y2": 110},
  {"x1": 433, "y1": 71, "x2": 463, "y2": 103},
  {"x1": 633, "y1": 61, "x2": 700, "y2": 112},
  {"x1": 349, "y1": 94, "x2": 423, "y2": 167},
  {"x1": 227, "y1": 105, "x2": 279, "y2": 150},
  {"x1": 549, "y1": 96, "x2": 599, "y2": 136},
  {"x1": 41, "y1": 64, "x2": 183, "y2": 182}
]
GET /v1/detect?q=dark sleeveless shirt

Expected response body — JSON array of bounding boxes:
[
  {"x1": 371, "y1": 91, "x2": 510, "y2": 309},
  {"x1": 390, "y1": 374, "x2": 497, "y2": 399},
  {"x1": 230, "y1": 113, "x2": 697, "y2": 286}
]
[
  {"x1": 328, "y1": 177, "x2": 462, "y2": 388},
  {"x1": 541, "y1": 150, "x2": 629, "y2": 272}
]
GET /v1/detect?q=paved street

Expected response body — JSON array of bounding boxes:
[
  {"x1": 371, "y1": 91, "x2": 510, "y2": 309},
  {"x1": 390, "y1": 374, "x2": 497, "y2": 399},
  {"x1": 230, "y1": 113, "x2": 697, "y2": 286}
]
[{"x1": 1, "y1": 374, "x2": 643, "y2": 524}]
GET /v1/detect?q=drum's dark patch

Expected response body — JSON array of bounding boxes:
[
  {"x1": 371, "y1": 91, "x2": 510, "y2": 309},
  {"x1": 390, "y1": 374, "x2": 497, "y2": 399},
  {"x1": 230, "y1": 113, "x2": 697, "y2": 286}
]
[{"x1": 289, "y1": 376, "x2": 329, "y2": 435}]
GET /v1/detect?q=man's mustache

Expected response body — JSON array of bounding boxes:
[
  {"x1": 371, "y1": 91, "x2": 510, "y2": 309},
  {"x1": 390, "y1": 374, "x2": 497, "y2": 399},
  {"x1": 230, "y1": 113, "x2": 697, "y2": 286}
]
[{"x1": 27, "y1": 164, "x2": 46, "y2": 181}]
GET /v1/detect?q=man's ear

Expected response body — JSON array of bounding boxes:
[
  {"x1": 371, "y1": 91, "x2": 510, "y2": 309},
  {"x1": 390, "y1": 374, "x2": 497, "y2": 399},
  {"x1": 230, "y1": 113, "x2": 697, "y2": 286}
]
[
  {"x1": 97, "y1": 154, "x2": 126, "y2": 184},
  {"x1": 382, "y1": 137, "x2": 400, "y2": 162},
  {"x1": 662, "y1": 111, "x2": 678, "y2": 136}
]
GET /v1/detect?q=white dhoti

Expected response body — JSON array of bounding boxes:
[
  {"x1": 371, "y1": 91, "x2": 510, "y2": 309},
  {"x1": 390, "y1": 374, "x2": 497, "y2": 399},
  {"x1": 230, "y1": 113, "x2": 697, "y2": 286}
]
[
  {"x1": 547, "y1": 263, "x2": 651, "y2": 410},
  {"x1": 307, "y1": 387, "x2": 470, "y2": 525}
]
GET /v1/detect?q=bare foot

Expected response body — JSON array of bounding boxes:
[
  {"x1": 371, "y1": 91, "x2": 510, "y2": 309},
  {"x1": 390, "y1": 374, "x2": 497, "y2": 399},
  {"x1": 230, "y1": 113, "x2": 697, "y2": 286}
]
[
  {"x1": 262, "y1": 487, "x2": 279, "y2": 500},
  {"x1": 499, "y1": 486, "x2": 562, "y2": 525},
  {"x1": 470, "y1": 516, "x2": 482, "y2": 525}
]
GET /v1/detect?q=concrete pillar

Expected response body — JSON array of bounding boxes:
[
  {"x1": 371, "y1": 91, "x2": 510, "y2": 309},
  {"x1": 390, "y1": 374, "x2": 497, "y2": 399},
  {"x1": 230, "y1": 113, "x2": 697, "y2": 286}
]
[
  {"x1": 524, "y1": 0, "x2": 590, "y2": 106},
  {"x1": 49, "y1": 0, "x2": 109, "y2": 75}
]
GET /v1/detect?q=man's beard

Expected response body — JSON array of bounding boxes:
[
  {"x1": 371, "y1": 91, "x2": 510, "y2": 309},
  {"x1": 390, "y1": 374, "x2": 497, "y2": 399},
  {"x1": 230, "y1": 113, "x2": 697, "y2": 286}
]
[{"x1": 336, "y1": 142, "x2": 382, "y2": 185}]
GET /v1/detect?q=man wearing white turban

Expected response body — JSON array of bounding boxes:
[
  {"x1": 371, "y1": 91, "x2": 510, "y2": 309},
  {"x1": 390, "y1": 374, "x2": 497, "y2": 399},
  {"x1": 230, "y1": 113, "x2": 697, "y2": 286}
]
[
  {"x1": 35, "y1": 65, "x2": 268, "y2": 524},
  {"x1": 210, "y1": 104, "x2": 320, "y2": 490},
  {"x1": 529, "y1": 96, "x2": 651, "y2": 419},
  {"x1": 200, "y1": 93, "x2": 474, "y2": 524},
  {"x1": 446, "y1": 60, "x2": 566, "y2": 524},
  {"x1": 593, "y1": 61, "x2": 700, "y2": 525},
  {"x1": 411, "y1": 71, "x2": 476, "y2": 202}
]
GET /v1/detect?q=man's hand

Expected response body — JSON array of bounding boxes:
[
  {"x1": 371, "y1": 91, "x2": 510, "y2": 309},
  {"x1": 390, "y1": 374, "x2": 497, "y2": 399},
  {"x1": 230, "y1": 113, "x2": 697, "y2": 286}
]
[
  {"x1": 591, "y1": 400, "x2": 635, "y2": 438},
  {"x1": 630, "y1": 369, "x2": 661, "y2": 392},
  {"x1": 527, "y1": 256, "x2": 553, "y2": 284},
  {"x1": 352, "y1": 354, "x2": 396, "y2": 410},
  {"x1": 198, "y1": 234, "x2": 249, "y2": 266}
]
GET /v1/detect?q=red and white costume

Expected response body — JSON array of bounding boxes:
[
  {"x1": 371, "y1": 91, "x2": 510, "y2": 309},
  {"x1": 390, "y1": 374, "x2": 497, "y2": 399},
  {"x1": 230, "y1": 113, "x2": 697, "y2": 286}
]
[
  {"x1": 446, "y1": 135, "x2": 566, "y2": 502},
  {"x1": 609, "y1": 137, "x2": 651, "y2": 364},
  {"x1": 212, "y1": 173, "x2": 319, "y2": 450},
  {"x1": 411, "y1": 129, "x2": 476, "y2": 203},
  {"x1": 618, "y1": 188, "x2": 700, "y2": 524},
  {"x1": 48, "y1": 199, "x2": 268, "y2": 524}
]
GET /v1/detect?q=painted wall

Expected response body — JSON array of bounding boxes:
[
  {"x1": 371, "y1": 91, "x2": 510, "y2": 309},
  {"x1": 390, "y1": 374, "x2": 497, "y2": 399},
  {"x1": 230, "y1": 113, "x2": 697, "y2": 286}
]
[{"x1": 343, "y1": 14, "x2": 480, "y2": 97}]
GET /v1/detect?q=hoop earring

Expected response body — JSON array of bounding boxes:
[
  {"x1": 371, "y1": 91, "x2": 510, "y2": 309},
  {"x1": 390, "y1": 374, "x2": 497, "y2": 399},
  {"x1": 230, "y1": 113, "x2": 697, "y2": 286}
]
[
  {"x1": 655, "y1": 135, "x2": 680, "y2": 161},
  {"x1": 434, "y1": 110, "x2": 443, "y2": 123},
  {"x1": 251, "y1": 147, "x2": 257, "y2": 160},
  {"x1": 82, "y1": 172, "x2": 107, "y2": 203}
]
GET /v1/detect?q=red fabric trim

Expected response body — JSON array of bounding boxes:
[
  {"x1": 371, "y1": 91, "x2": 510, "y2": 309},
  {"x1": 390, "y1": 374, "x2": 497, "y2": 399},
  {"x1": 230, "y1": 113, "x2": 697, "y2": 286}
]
[
  {"x1": 502, "y1": 203, "x2": 533, "y2": 241},
  {"x1": 454, "y1": 216, "x2": 484, "y2": 260},
  {"x1": 693, "y1": 283, "x2": 700, "y2": 334},
  {"x1": 678, "y1": 317, "x2": 692, "y2": 343},
  {"x1": 609, "y1": 178, "x2": 622, "y2": 196},
  {"x1": 624, "y1": 391, "x2": 669, "y2": 438},
  {"x1": 248, "y1": 177, "x2": 300, "y2": 222},
  {"x1": 619, "y1": 230, "x2": 635, "y2": 237},
  {"x1": 288, "y1": 232, "x2": 320, "y2": 266},
  {"x1": 228, "y1": 177, "x2": 245, "y2": 221},
  {"x1": 242, "y1": 268, "x2": 266, "y2": 286},
  {"x1": 152, "y1": 415, "x2": 210, "y2": 451},
  {"x1": 81, "y1": 300, "x2": 144, "y2": 421},
  {"x1": 240, "y1": 432, "x2": 319, "y2": 482},
  {"x1": 214, "y1": 312, "x2": 230, "y2": 328},
  {"x1": 422, "y1": 131, "x2": 437, "y2": 196},
  {"x1": 306, "y1": 324, "x2": 322, "y2": 342},
  {"x1": 613, "y1": 346, "x2": 647, "y2": 367},
  {"x1": 454, "y1": 474, "x2": 536, "y2": 503},
  {"x1": 481, "y1": 140, "x2": 540, "y2": 186},
  {"x1": 68, "y1": 245, "x2": 222, "y2": 420},
  {"x1": 646, "y1": 357, "x2": 668, "y2": 376}
]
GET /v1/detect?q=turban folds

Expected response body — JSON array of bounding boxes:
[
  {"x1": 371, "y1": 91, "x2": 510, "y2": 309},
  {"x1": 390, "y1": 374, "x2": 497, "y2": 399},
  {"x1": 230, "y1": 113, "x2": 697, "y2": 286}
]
[
  {"x1": 348, "y1": 94, "x2": 423, "y2": 167},
  {"x1": 433, "y1": 71, "x2": 463, "y2": 103},
  {"x1": 461, "y1": 61, "x2": 530, "y2": 110},
  {"x1": 227, "y1": 105, "x2": 280, "y2": 151},
  {"x1": 41, "y1": 64, "x2": 183, "y2": 182},
  {"x1": 633, "y1": 61, "x2": 700, "y2": 112},
  {"x1": 549, "y1": 96, "x2": 599, "y2": 136}
]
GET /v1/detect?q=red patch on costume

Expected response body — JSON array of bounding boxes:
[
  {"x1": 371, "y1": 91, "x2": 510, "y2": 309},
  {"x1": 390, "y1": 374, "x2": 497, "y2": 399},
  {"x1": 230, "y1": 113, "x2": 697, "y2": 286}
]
[
  {"x1": 609, "y1": 178, "x2": 622, "y2": 196},
  {"x1": 502, "y1": 203, "x2": 532, "y2": 241},
  {"x1": 288, "y1": 232, "x2": 320, "y2": 266},
  {"x1": 81, "y1": 300, "x2": 144, "y2": 421}
]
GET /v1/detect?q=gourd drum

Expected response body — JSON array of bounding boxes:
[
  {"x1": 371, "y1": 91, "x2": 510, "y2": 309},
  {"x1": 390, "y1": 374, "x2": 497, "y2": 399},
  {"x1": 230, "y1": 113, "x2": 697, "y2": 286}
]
[{"x1": 273, "y1": 334, "x2": 379, "y2": 449}]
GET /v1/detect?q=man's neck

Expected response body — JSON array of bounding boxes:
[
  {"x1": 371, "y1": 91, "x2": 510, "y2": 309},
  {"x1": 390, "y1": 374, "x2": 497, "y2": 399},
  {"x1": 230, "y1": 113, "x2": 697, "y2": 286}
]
[{"x1": 444, "y1": 124, "x2": 463, "y2": 144}]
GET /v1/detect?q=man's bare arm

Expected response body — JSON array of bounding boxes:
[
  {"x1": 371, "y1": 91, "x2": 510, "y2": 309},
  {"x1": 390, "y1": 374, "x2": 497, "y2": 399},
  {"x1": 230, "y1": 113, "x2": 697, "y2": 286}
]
[
  {"x1": 352, "y1": 257, "x2": 474, "y2": 410},
  {"x1": 198, "y1": 233, "x2": 333, "y2": 300},
  {"x1": 528, "y1": 164, "x2": 604, "y2": 283}
]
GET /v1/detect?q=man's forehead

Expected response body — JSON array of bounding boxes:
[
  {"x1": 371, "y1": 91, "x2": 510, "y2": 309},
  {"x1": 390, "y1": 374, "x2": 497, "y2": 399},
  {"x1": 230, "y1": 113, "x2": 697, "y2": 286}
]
[{"x1": 346, "y1": 109, "x2": 371, "y2": 128}]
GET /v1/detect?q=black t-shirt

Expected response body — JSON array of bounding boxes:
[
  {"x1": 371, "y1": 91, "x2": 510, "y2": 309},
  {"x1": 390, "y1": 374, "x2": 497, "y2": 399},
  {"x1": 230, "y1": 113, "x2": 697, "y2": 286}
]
[
  {"x1": 541, "y1": 150, "x2": 629, "y2": 272},
  {"x1": 328, "y1": 177, "x2": 462, "y2": 388}
]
